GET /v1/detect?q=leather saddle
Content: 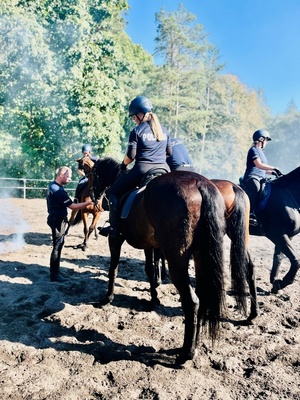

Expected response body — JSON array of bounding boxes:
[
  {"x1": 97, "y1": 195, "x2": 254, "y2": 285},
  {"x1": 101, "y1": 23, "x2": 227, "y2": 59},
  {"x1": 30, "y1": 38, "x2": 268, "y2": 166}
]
[{"x1": 120, "y1": 167, "x2": 169, "y2": 219}]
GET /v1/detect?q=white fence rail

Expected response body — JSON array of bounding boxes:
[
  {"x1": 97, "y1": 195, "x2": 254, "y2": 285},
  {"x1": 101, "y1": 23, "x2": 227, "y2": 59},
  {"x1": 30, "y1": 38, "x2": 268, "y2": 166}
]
[{"x1": 0, "y1": 178, "x2": 77, "y2": 199}]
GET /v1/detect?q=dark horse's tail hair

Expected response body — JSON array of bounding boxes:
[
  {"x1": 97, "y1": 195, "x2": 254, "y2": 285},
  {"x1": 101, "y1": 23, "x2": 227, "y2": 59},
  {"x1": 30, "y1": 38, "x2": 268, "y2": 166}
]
[
  {"x1": 227, "y1": 185, "x2": 249, "y2": 316},
  {"x1": 69, "y1": 210, "x2": 82, "y2": 226},
  {"x1": 195, "y1": 179, "x2": 227, "y2": 343}
]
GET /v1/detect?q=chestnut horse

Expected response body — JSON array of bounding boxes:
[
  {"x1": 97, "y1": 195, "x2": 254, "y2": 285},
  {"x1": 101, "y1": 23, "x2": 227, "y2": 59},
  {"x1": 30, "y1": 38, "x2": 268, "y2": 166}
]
[
  {"x1": 92, "y1": 158, "x2": 254, "y2": 364},
  {"x1": 69, "y1": 156, "x2": 103, "y2": 251},
  {"x1": 211, "y1": 179, "x2": 258, "y2": 320}
]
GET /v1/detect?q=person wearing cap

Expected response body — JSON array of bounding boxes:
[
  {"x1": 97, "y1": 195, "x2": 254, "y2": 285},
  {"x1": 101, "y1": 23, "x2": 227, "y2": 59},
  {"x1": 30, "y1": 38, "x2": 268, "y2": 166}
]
[
  {"x1": 167, "y1": 137, "x2": 195, "y2": 172},
  {"x1": 242, "y1": 129, "x2": 282, "y2": 226},
  {"x1": 99, "y1": 95, "x2": 172, "y2": 238},
  {"x1": 74, "y1": 144, "x2": 99, "y2": 203}
]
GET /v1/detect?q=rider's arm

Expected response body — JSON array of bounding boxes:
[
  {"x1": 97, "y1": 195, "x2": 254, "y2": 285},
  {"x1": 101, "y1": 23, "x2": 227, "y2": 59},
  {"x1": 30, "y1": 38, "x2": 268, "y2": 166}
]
[
  {"x1": 123, "y1": 154, "x2": 133, "y2": 166},
  {"x1": 253, "y1": 158, "x2": 277, "y2": 175}
]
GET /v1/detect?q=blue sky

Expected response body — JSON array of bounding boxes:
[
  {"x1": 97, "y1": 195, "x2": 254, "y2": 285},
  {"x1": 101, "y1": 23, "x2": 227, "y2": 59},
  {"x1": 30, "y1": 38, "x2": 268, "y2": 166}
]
[{"x1": 124, "y1": 0, "x2": 300, "y2": 115}]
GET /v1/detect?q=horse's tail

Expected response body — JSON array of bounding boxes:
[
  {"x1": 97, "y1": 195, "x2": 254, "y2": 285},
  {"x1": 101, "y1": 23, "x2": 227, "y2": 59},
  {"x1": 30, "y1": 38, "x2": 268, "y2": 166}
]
[
  {"x1": 195, "y1": 180, "x2": 226, "y2": 342},
  {"x1": 69, "y1": 209, "x2": 82, "y2": 226},
  {"x1": 227, "y1": 185, "x2": 249, "y2": 316}
]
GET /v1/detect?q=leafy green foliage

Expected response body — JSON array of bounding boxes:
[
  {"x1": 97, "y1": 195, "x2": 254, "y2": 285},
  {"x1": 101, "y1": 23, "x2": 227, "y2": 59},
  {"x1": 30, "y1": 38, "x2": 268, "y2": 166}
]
[{"x1": 0, "y1": 1, "x2": 297, "y2": 186}]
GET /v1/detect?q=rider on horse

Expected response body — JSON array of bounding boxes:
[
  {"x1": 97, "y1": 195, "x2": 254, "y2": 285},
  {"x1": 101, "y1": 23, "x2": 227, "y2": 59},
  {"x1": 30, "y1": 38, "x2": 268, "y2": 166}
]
[
  {"x1": 166, "y1": 137, "x2": 195, "y2": 172},
  {"x1": 99, "y1": 95, "x2": 172, "y2": 238},
  {"x1": 242, "y1": 129, "x2": 282, "y2": 226}
]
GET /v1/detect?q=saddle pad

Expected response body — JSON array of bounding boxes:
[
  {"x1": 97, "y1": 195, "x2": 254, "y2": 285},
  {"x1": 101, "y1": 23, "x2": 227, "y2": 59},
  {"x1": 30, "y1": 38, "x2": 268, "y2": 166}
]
[{"x1": 120, "y1": 186, "x2": 145, "y2": 219}]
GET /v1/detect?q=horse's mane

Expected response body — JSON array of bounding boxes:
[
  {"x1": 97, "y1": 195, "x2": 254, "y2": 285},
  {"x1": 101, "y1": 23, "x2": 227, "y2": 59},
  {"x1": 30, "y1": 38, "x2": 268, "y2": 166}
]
[
  {"x1": 272, "y1": 165, "x2": 300, "y2": 188},
  {"x1": 93, "y1": 157, "x2": 122, "y2": 187}
]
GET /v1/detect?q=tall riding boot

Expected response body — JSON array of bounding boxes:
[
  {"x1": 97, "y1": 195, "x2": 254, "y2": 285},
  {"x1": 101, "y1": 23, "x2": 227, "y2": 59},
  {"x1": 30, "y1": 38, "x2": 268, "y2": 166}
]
[
  {"x1": 50, "y1": 248, "x2": 68, "y2": 282},
  {"x1": 99, "y1": 194, "x2": 120, "y2": 238}
]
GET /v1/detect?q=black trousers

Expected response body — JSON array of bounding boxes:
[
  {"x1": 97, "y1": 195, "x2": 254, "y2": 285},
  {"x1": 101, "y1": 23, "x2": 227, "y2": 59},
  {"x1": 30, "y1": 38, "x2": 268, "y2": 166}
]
[{"x1": 47, "y1": 215, "x2": 68, "y2": 277}]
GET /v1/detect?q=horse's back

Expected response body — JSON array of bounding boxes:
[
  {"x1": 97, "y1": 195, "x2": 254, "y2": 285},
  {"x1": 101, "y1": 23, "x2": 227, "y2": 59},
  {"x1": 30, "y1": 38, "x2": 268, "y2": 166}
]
[{"x1": 145, "y1": 172, "x2": 225, "y2": 250}]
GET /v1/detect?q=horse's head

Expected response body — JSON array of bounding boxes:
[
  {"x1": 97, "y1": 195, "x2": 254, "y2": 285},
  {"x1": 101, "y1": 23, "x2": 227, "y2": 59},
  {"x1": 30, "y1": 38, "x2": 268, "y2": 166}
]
[
  {"x1": 91, "y1": 157, "x2": 123, "y2": 201},
  {"x1": 76, "y1": 156, "x2": 94, "y2": 176}
]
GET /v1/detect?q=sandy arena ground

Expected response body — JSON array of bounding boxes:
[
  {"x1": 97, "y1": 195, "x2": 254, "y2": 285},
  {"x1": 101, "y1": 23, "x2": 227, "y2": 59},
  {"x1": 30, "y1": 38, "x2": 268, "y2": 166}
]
[{"x1": 0, "y1": 198, "x2": 299, "y2": 399}]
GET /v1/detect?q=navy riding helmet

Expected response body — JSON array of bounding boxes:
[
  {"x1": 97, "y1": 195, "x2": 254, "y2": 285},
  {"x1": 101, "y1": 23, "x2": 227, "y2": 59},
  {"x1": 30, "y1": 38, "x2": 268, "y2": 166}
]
[
  {"x1": 128, "y1": 96, "x2": 152, "y2": 116},
  {"x1": 252, "y1": 129, "x2": 272, "y2": 142},
  {"x1": 82, "y1": 144, "x2": 92, "y2": 153}
]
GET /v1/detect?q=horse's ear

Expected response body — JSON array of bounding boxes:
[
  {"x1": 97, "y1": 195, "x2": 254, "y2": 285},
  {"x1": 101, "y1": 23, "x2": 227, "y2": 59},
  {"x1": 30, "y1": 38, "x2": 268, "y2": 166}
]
[{"x1": 75, "y1": 158, "x2": 80, "y2": 163}]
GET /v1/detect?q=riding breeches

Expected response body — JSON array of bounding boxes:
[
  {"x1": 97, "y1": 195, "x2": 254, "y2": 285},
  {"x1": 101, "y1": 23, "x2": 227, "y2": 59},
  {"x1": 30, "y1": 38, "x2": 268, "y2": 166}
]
[{"x1": 243, "y1": 176, "x2": 261, "y2": 212}]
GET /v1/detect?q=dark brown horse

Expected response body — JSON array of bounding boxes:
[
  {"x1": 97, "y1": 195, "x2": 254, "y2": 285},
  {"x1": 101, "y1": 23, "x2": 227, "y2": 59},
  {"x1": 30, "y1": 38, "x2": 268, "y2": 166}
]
[
  {"x1": 69, "y1": 156, "x2": 103, "y2": 251},
  {"x1": 158, "y1": 179, "x2": 259, "y2": 321},
  {"x1": 92, "y1": 157, "x2": 253, "y2": 364}
]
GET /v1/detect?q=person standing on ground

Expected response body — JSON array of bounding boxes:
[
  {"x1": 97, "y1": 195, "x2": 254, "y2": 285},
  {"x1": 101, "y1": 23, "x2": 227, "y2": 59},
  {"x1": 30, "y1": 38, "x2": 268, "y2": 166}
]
[
  {"x1": 166, "y1": 137, "x2": 195, "y2": 172},
  {"x1": 47, "y1": 166, "x2": 94, "y2": 282}
]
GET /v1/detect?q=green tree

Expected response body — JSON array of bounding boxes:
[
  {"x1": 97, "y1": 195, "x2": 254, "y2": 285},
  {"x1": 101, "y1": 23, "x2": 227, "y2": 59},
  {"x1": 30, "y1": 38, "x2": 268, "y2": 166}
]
[{"x1": 0, "y1": 0, "x2": 153, "y2": 179}]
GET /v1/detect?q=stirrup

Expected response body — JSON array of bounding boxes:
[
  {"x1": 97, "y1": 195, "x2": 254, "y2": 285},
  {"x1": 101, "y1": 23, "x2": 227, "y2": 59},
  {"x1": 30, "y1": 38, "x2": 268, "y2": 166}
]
[
  {"x1": 249, "y1": 213, "x2": 258, "y2": 226},
  {"x1": 98, "y1": 225, "x2": 113, "y2": 237},
  {"x1": 98, "y1": 225, "x2": 120, "y2": 238}
]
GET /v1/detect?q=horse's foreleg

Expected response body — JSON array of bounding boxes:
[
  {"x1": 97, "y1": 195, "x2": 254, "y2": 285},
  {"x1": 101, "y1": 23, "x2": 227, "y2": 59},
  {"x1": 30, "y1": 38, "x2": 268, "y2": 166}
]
[
  {"x1": 144, "y1": 249, "x2": 160, "y2": 306},
  {"x1": 81, "y1": 213, "x2": 89, "y2": 251},
  {"x1": 101, "y1": 237, "x2": 124, "y2": 305},
  {"x1": 271, "y1": 235, "x2": 300, "y2": 293},
  {"x1": 89, "y1": 211, "x2": 102, "y2": 241},
  {"x1": 270, "y1": 246, "x2": 285, "y2": 283}
]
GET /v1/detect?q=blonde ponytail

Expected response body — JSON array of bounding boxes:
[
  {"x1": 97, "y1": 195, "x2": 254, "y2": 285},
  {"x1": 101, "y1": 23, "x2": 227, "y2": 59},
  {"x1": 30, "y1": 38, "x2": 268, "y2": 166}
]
[{"x1": 146, "y1": 112, "x2": 164, "y2": 141}]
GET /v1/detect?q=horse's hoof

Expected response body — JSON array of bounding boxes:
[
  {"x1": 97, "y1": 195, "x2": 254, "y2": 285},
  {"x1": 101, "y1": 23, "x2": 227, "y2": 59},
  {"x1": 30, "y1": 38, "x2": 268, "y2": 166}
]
[
  {"x1": 175, "y1": 349, "x2": 197, "y2": 366},
  {"x1": 101, "y1": 295, "x2": 114, "y2": 306},
  {"x1": 271, "y1": 280, "x2": 282, "y2": 294}
]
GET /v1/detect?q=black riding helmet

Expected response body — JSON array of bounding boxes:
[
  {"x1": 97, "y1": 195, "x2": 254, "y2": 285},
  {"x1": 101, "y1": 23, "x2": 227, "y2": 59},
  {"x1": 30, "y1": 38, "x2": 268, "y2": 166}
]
[
  {"x1": 252, "y1": 129, "x2": 272, "y2": 142},
  {"x1": 128, "y1": 96, "x2": 152, "y2": 116}
]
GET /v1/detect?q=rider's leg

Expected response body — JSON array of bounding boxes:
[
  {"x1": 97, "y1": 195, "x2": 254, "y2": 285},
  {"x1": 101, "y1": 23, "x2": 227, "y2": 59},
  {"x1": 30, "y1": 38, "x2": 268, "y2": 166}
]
[
  {"x1": 244, "y1": 177, "x2": 260, "y2": 225},
  {"x1": 99, "y1": 194, "x2": 120, "y2": 238}
]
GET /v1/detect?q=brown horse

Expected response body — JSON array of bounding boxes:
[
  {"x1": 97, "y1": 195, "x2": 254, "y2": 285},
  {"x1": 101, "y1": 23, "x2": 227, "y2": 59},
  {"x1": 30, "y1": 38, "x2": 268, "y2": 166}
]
[
  {"x1": 69, "y1": 156, "x2": 103, "y2": 251},
  {"x1": 92, "y1": 158, "x2": 254, "y2": 364},
  {"x1": 158, "y1": 178, "x2": 259, "y2": 322}
]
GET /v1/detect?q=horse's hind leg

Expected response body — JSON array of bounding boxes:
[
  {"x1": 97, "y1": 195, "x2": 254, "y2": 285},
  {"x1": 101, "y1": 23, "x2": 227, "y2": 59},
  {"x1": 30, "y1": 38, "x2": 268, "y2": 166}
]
[
  {"x1": 167, "y1": 257, "x2": 199, "y2": 364},
  {"x1": 246, "y1": 251, "x2": 259, "y2": 322},
  {"x1": 144, "y1": 248, "x2": 160, "y2": 306}
]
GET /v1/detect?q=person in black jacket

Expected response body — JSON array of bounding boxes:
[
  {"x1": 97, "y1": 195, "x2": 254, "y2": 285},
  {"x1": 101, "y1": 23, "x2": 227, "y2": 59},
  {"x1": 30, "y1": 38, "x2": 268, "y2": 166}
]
[
  {"x1": 167, "y1": 137, "x2": 195, "y2": 172},
  {"x1": 47, "y1": 166, "x2": 93, "y2": 282}
]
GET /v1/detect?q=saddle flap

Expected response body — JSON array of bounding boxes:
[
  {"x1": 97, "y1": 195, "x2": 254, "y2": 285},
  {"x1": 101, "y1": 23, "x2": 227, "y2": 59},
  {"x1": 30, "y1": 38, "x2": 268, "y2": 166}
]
[{"x1": 120, "y1": 187, "x2": 145, "y2": 219}]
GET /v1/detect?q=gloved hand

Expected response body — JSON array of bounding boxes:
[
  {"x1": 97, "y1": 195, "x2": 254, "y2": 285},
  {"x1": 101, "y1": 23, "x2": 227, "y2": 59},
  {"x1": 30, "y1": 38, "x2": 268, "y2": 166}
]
[
  {"x1": 272, "y1": 168, "x2": 283, "y2": 177},
  {"x1": 120, "y1": 161, "x2": 127, "y2": 171}
]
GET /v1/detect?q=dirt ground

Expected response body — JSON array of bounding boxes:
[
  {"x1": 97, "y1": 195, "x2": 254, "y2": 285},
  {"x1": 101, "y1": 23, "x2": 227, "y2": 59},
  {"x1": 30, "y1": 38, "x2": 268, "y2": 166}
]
[{"x1": 0, "y1": 198, "x2": 299, "y2": 400}]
